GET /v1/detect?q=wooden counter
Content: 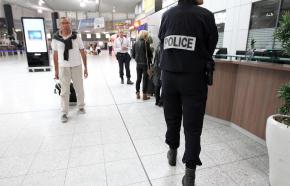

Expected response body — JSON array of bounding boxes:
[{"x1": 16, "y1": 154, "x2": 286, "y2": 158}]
[{"x1": 206, "y1": 60, "x2": 290, "y2": 139}]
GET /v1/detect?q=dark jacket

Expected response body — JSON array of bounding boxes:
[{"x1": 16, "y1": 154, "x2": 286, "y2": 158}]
[
  {"x1": 152, "y1": 44, "x2": 161, "y2": 86},
  {"x1": 158, "y1": 1, "x2": 218, "y2": 73},
  {"x1": 132, "y1": 39, "x2": 153, "y2": 66}
]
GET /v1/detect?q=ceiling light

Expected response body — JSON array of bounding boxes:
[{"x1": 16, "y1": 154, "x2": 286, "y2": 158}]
[
  {"x1": 96, "y1": 0, "x2": 99, "y2": 4},
  {"x1": 38, "y1": 0, "x2": 45, "y2": 6},
  {"x1": 80, "y1": 1, "x2": 86, "y2": 8},
  {"x1": 37, "y1": 9, "x2": 43, "y2": 13},
  {"x1": 113, "y1": 6, "x2": 116, "y2": 13}
]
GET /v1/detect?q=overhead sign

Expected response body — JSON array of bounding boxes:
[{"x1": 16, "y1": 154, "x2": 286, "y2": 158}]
[
  {"x1": 113, "y1": 20, "x2": 132, "y2": 30},
  {"x1": 78, "y1": 18, "x2": 94, "y2": 30},
  {"x1": 78, "y1": 17, "x2": 105, "y2": 30},
  {"x1": 94, "y1": 17, "x2": 105, "y2": 29},
  {"x1": 144, "y1": 0, "x2": 155, "y2": 13}
]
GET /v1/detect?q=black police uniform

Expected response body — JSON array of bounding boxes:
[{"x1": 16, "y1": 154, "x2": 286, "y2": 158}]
[{"x1": 158, "y1": 1, "x2": 218, "y2": 167}]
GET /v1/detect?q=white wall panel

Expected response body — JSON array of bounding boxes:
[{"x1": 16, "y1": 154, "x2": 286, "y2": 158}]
[
  {"x1": 113, "y1": 13, "x2": 127, "y2": 20},
  {"x1": 238, "y1": 3, "x2": 251, "y2": 30},
  {"x1": 0, "y1": 0, "x2": 4, "y2": 17}
]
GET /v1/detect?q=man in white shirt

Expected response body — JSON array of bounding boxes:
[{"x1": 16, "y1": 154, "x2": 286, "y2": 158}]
[
  {"x1": 52, "y1": 17, "x2": 88, "y2": 123},
  {"x1": 108, "y1": 39, "x2": 113, "y2": 56},
  {"x1": 114, "y1": 31, "x2": 133, "y2": 84}
]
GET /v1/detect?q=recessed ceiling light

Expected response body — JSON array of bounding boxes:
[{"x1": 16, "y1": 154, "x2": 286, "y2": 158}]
[
  {"x1": 37, "y1": 9, "x2": 43, "y2": 13},
  {"x1": 80, "y1": 1, "x2": 86, "y2": 8},
  {"x1": 39, "y1": 0, "x2": 45, "y2": 6}
]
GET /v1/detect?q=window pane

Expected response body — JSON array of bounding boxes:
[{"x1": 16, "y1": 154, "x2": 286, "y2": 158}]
[
  {"x1": 281, "y1": 0, "x2": 290, "y2": 13},
  {"x1": 248, "y1": 0, "x2": 280, "y2": 50},
  {"x1": 214, "y1": 11, "x2": 226, "y2": 48},
  {"x1": 249, "y1": 0, "x2": 280, "y2": 29}
]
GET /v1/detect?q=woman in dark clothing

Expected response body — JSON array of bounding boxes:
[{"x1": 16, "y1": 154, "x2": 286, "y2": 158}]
[
  {"x1": 152, "y1": 43, "x2": 163, "y2": 106},
  {"x1": 132, "y1": 30, "x2": 153, "y2": 100}
]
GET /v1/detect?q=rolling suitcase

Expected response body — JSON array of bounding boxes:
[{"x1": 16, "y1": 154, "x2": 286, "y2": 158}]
[{"x1": 54, "y1": 82, "x2": 77, "y2": 103}]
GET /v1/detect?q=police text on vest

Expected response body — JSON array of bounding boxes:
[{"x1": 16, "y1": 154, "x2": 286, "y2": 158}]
[{"x1": 164, "y1": 35, "x2": 196, "y2": 51}]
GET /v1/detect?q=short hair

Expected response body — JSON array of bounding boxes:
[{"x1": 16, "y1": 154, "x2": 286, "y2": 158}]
[
  {"x1": 59, "y1": 17, "x2": 71, "y2": 25},
  {"x1": 138, "y1": 30, "x2": 149, "y2": 40},
  {"x1": 179, "y1": 0, "x2": 198, "y2": 4}
]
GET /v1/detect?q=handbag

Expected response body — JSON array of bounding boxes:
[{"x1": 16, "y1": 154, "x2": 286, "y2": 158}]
[{"x1": 145, "y1": 41, "x2": 153, "y2": 79}]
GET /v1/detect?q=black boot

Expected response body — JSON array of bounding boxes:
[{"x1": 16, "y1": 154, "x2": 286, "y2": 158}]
[
  {"x1": 121, "y1": 78, "x2": 124, "y2": 84},
  {"x1": 182, "y1": 167, "x2": 196, "y2": 186},
  {"x1": 127, "y1": 79, "x2": 134, "y2": 85},
  {"x1": 167, "y1": 148, "x2": 177, "y2": 166}
]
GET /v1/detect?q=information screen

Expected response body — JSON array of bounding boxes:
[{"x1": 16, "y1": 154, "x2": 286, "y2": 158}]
[{"x1": 22, "y1": 18, "x2": 48, "y2": 53}]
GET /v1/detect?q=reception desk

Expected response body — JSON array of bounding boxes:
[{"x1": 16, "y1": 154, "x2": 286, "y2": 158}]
[{"x1": 206, "y1": 60, "x2": 290, "y2": 140}]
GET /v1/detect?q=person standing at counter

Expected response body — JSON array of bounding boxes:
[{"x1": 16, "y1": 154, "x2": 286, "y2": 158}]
[{"x1": 158, "y1": 0, "x2": 218, "y2": 185}]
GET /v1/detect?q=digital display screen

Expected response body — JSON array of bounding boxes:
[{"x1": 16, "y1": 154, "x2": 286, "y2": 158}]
[
  {"x1": 28, "y1": 30, "x2": 42, "y2": 40},
  {"x1": 22, "y1": 18, "x2": 48, "y2": 53}
]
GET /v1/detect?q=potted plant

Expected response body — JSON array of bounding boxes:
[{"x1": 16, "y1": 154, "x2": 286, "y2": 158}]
[
  {"x1": 273, "y1": 11, "x2": 290, "y2": 56},
  {"x1": 266, "y1": 81, "x2": 290, "y2": 186},
  {"x1": 250, "y1": 38, "x2": 256, "y2": 50}
]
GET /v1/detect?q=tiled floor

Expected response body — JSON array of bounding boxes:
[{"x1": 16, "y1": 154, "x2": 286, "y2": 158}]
[{"x1": 0, "y1": 53, "x2": 269, "y2": 186}]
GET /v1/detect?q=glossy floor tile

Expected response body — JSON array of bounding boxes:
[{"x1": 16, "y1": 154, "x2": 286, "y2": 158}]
[{"x1": 0, "y1": 53, "x2": 269, "y2": 185}]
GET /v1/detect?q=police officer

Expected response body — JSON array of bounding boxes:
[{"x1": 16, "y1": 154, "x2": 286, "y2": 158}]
[{"x1": 158, "y1": 0, "x2": 218, "y2": 185}]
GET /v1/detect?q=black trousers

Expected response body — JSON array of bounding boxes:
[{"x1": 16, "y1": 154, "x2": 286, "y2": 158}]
[
  {"x1": 109, "y1": 46, "x2": 113, "y2": 55},
  {"x1": 136, "y1": 65, "x2": 149, "y2": 93},
  {"x1": 155, "y1": 80, "x2": 163, "y2": 103},
  {"x1": 117, "y1": 53, "x2": 131, "y2": 79},
  {"x1": 162, "y1": 70, "x2": 208, "y2": 166}
]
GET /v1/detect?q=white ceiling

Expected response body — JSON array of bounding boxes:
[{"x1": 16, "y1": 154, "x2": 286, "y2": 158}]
[{"x1": 3, "y1": 0, "x2": 140, "y2": 13}]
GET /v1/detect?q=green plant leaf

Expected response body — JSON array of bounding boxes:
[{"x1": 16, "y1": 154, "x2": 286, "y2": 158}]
[
  {"x1": 274, "y1": 11, "x2": 290, "y2": 56},
  {"x1": 277, "y1": 81, "x2": 290, "y2": 115}
]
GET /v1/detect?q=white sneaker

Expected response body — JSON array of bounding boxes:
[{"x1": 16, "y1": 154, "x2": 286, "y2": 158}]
[
  {"x1": 78, "y1": 108, "x2": 86, "y2": 114},
  {"x1": 61, "y1": 114, "x2": 68, "y2": 123}
]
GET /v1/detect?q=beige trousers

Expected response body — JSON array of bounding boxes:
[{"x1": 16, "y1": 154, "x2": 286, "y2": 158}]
[{"x1": 59, "y1": 65, "x2": 85, "y2": 115}]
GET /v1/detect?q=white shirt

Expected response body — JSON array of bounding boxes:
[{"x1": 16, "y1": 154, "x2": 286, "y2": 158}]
[
  {"x1": 108, "y1": 42, "x2": 113, "y2": 47},
  {"x1": 114, "y1": 37, "x2": 130, "y2": 53},
  {"x1": 51, "y1": 34, "x2": 84, "y2": 67}
]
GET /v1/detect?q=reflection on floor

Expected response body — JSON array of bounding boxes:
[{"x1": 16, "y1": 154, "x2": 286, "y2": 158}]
[{"x1": 0, "y1": 53, "x2": 269, "y2": 185}]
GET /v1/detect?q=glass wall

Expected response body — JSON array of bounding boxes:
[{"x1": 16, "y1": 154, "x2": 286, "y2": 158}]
[
  {"x1": 247, "y1": 0, "x2": 280, "y2": 49},
  {"x1": 247, "y1": 0, "x2": 290, "y2": 50}
]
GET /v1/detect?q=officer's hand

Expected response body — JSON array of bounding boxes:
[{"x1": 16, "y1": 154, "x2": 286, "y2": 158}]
[{"x1": 84, "y1": 68, "x2": 88, "y2": 79}]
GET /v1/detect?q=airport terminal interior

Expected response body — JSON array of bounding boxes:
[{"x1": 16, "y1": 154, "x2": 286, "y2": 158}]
[{"x1": 0, "y1": 0, "x2": 290, "y2": 186}]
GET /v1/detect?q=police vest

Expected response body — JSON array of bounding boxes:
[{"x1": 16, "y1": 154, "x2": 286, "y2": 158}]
[{"x1": 164, "y1": 35, "x2": 196, "y2": 51}]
